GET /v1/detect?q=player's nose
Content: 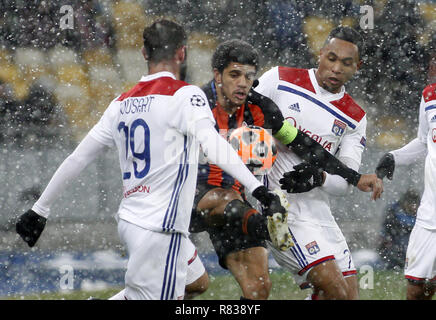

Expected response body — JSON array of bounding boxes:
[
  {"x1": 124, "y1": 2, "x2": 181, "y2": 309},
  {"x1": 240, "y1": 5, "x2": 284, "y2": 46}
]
[
  {"x1": 237, "y1": 77, "x2": 250, "y2": 89},
  {"x1": 331, "y1": 62, "x2": 343, "y2": 74}
]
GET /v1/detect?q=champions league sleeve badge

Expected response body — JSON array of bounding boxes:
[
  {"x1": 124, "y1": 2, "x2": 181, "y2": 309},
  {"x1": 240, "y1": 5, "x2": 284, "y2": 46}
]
[
  {"x1": 190, "y1": 95, "x2": 206, "y2": 107},
  {"x1": 331, "y1": 119, "x2": 346, "y2": 137}
]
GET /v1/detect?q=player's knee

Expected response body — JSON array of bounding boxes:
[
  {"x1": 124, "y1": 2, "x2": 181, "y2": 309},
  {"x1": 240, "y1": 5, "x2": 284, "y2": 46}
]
[
  {"x1": 223, "y1": 198, "x2": 254, "y2": 219},
  {"x1": 201, "y1": 189, "x2": 243, "y2": 227},
  {"x1": 220, "y1": 190, "x2": 244, "y2": 212},
  {"x1": 224, "y1": 198, "x2": 244, "y2": 215},
  {"x1": 195, "y1": 272, "x2": 210, "y2": 294},
  {"x1": 221, "y1": 188, "x2": 243, "y2": 203},
  {"x1": 201, "y1": 188, "x2": 241, "y2": 213},
  {"x1": 185, "y1": 272, "x2": 209, "y2": 299}
]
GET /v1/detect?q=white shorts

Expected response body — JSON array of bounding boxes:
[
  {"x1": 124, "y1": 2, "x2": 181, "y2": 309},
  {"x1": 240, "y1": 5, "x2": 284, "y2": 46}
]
[
  {"x1": 405, "y1": 224, "x2": 436, "y2": 283},
  {"x1": 118, "y1": 219, "x2": 190, "y2": 300},
  {"x1": 268, "y1": 219, "x2": 356, "y2": 288},
  {"x1": 186, "y1": 237, "x2": 206, "y2": 285}
]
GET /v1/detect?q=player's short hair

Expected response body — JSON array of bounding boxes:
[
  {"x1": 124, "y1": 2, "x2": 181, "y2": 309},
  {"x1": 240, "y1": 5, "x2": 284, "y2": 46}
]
[
  {"x1": 212, "y1": 39, "x2": 259, "y2": 73},
  {"x1": 325, "y1": 26, "x2": 364, "y2": 60},
  {"x1": 143, "y1": 19, "x2": 187, "y2": 63}
]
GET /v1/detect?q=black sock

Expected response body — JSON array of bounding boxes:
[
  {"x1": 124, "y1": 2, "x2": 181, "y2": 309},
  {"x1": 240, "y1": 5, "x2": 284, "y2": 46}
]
[
  {"x1": 246, "y1": 213, "x2": 270, "y2": 241},
  {"x1": 224, "y1": 199, "x2": 270, "y2": 241}
]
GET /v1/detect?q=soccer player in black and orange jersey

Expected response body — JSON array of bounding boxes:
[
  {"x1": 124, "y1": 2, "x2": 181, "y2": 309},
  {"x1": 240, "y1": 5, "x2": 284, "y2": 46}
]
[
  {"x1": 187, "y1": 39, "x2": 383, "y2": 300},
  {"x1": 189, "y1": 40, "x2": 273, "y2": 300}
]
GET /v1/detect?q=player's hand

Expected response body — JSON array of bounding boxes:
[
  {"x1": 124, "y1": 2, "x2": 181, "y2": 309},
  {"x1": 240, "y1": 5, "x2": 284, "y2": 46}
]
[
  {"x1": 279, "y1": 162, "x2": 324, "y2": 193},
  {"x1": 356, "y1": 174, "x2": 384, "y2": 200},
  {"x1": 375, "y1": 153, "x2": 395, "y2": 180},
  {"x1": 252, "y1": 186, "x2": 286, "y2": 217},
  {"x1": 16, "y1": 209, "x2": 47, "y2": 247}
]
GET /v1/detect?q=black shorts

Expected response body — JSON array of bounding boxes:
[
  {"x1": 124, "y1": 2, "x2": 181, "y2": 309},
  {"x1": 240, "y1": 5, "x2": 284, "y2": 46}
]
[{"x1": 189, "y1": 182, "x2": 266, "y2": 269}]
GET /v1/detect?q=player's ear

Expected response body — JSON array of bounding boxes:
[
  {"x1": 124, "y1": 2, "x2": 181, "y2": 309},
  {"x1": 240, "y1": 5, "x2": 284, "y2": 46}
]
[
  {"x1": 356, "y1": 59, "x2": 363, "y2": 70},
  {"x1": 318, "y1": 47, "x2": 325, "y2": 64},
  {"x1": 141, "y1": 47, "x2": 148, "y2": 61},
  {"x1": 213, "y1": 68, "x2": 222, "y2": 86},
  {"x1": 175, "y1": 45, "x2": 186, "y2": 65}
]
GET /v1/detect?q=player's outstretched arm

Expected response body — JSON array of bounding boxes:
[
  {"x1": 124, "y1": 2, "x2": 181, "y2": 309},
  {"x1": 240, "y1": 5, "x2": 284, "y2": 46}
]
[
  {"x1": 279, "y1": 161, "x2": 383, "y2": 200},
  {"x1": 249, "y1": 86, "x2": 378, "y2": 191},
  {"x1": 376, "y1": 153, "x2": 395, "y2": 180},
  {"x1": 16, "y1": 134, "x2": 107, "y2": 247},
  {"x1": 16, "y1": 209, "x2": 47, "y2": 247},
  {"x1": 376, "y1": 138, "x2": 427, "y2": 180},
  {"x1": 277, "y1": 123, "x2": 365, "y2": 185}
]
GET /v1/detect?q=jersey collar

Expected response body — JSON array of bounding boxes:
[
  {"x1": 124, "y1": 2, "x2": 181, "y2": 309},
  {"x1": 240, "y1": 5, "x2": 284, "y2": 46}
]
[
  {"x1": 139, "y1": 71, "x2": 176, "y2": 82},
  {"x1": 309, "y1": 68, "x2": 345, "y2": 101}
]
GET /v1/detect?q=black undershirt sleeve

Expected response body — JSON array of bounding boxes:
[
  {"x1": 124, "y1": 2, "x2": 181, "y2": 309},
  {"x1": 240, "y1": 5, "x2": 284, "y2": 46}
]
[{"x1": 248, "y1": 86, "x2": 361, "y2": 186}]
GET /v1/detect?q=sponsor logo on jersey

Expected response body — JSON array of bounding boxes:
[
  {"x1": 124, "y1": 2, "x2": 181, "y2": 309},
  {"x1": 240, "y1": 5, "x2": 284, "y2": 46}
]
[
  {"x1": 123, "y1": 185, "x2": 151, "y2": 198},
  {"x1": 286, "y1": 117, "x2": 333, "y2": 151},
  {"x1": 433, "y1": 128, "x2": 436, "y2": 143},
  {"x1": 431, "y1": 114, "x2": 436, "y2": 123},
  {"x1": 360, "y1": 136, "x2": 366, "y2": 147},
  {"x1": 305, "y1": 241, "x2": 320, "y2": 255},
  {"x1": 190, "y1": 95, "x2": 206, "y2": 107},
  {"x1": 287, "y1": 102, "x2": 300, "y2": 112},
  {"x1": 332, "y1": 119, "x2": 346, "y2": 137}
]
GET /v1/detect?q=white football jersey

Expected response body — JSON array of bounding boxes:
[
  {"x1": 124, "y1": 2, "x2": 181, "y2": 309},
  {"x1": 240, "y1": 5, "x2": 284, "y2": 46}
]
[
  {"x1": 411, "y1": 83, "x2": 436, "y2": 229},
  {"x1": 89, "y1": 72, "x2": 215, "y2": 234},
  {"x1": 255, "y1": 67, "x2": 367, "y2": 226}
]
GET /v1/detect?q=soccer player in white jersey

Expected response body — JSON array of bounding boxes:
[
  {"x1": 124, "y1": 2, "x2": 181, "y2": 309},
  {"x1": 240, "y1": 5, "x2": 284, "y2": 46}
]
[
  {"x1": 254, "y1": 26, "x2": 382, "y2": 300},
  {"x1": 15, "y1": 19, "x2": 290, "y2": 300},
  {"x1": 376, "y1": 83, "x2": 436, "y2": 300}
]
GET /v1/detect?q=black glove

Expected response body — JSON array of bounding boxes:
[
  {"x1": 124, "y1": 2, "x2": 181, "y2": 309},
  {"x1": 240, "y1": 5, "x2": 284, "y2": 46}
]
[
  {"x1": 279, "y1": 162, "x2": 324, "y2": 193},
  {"x1": 375, "y1": 153, "x2": 395, "y2": 180},
  {"x1": 16, "y1": 209, "x2": 47, "y2": 247},
  {"x1": 252, "y1": 185, "x2": 286, "y2": 217}
]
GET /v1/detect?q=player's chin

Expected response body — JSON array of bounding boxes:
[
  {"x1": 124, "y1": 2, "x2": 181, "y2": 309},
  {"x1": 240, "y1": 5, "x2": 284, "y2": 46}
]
[
  {"x1": 324, "y1": 83, "x2": 342, "y2": 93},
  {"x1": 230, "y1": 97, "x2": 246, "y2": 105},
  {"x1": 230, "y1": 98, "x2": 245, "y2": 106}
]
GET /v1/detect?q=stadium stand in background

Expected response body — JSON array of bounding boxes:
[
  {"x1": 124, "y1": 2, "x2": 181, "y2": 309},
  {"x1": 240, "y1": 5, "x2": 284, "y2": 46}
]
[
  {"x1": 0, "y1": 0, "x2": 434, "y2": 254},
  {"x1": 0, "y1": 0, "x2": 433, "y2": 142}
]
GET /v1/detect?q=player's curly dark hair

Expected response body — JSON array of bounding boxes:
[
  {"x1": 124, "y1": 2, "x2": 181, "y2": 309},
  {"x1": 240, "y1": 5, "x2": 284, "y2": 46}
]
[
  {"x1": 212, "y1": 39, "x2": 259, "y2": 73},
  {"x1": 325, "y1": 26, "x2": 364, "y2": 60},
  {"x1": 143, "y1": 19, "x2": 187, "y2": 63}
]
